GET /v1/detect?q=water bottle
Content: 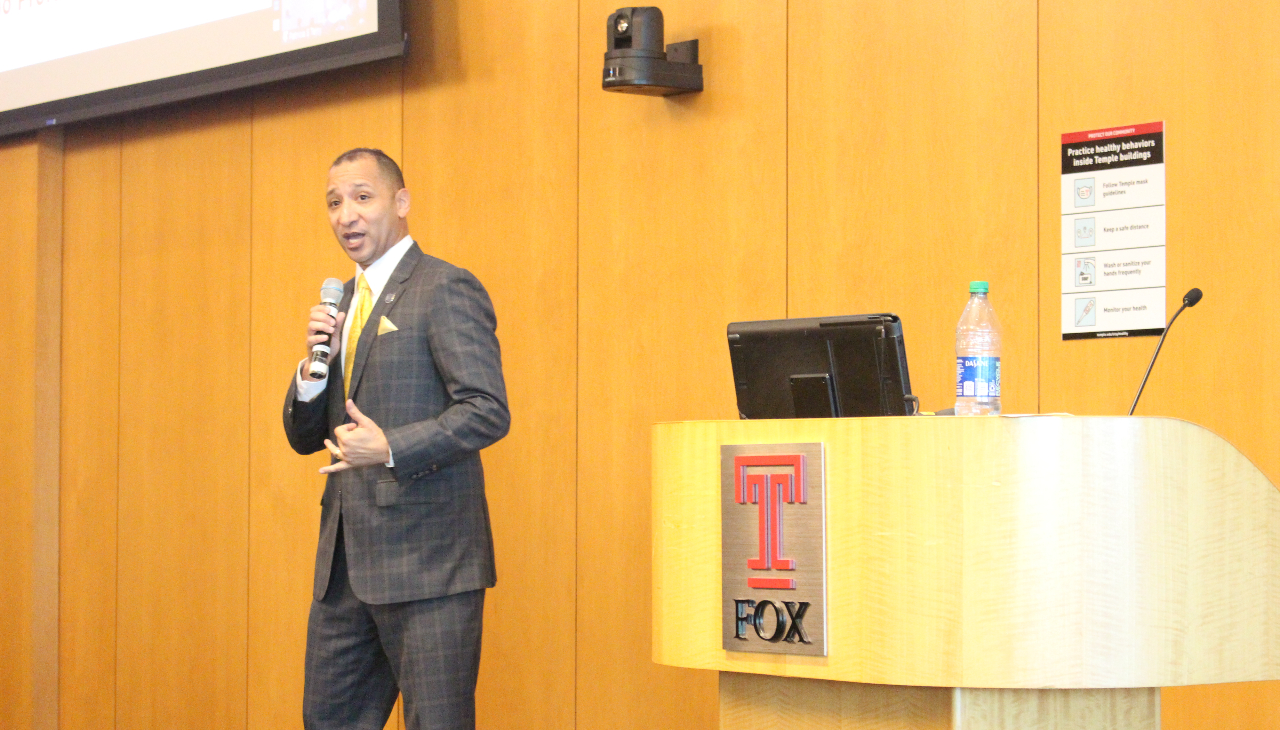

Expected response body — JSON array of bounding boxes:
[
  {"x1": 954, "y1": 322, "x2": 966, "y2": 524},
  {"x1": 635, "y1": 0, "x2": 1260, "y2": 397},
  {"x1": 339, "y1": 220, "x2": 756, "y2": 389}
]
[{"x1": 955, "y1": 281, "x2": 1002, "y2": 415}]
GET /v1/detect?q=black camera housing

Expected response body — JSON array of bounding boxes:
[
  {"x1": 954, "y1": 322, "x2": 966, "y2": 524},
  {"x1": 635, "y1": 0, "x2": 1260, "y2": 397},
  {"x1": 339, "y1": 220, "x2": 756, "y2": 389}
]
[{"x1": 603, "y1": 7, "x2": 702, "y2": 96}]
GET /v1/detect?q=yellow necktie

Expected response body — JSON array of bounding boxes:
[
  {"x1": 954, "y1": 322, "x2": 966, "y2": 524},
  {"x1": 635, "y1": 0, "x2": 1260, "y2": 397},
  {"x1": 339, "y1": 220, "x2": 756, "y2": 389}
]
[{"x1": 343, "y1": 273, "x2": 372, "y2": 398}]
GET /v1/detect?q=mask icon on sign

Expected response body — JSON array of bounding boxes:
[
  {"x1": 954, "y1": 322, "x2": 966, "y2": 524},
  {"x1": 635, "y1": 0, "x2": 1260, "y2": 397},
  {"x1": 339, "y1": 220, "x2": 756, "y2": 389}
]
[{"x1": 1074, "y1": 178, "x2": 1095, "y2": 208}]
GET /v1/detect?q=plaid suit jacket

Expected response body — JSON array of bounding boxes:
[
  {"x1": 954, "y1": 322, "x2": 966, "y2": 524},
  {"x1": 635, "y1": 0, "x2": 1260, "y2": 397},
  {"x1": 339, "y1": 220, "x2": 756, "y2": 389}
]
[{"x1": 284, "y1": 243, "x2": 510, "y2": 604}]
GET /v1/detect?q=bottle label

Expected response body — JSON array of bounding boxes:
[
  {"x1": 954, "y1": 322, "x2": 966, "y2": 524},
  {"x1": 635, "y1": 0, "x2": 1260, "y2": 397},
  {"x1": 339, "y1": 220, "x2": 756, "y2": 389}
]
[{"x1": 956, "y1": 357, "x2": 1001, "y2": 398}]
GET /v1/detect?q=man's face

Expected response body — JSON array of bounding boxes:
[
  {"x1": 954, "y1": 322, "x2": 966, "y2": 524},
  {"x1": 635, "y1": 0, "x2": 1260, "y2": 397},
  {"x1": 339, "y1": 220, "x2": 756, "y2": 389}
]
[{"x1": 326, "y1": 155, "x2": 410, "y2": 267}]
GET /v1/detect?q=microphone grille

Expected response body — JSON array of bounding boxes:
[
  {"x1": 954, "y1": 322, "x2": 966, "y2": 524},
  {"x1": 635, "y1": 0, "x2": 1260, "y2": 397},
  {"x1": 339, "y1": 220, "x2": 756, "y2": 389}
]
[
  {"x1": 320, "y1": 278, "x2": 344, "y2": 304},
  {"x1": 1184, "y1": 287, "x2": 1203, "y2": 307}
]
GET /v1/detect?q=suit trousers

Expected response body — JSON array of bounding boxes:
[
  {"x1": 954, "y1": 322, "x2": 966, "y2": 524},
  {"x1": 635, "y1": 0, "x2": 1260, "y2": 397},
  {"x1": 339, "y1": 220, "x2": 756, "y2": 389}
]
[{"x1": 303, "y1": 523, "x2": 485, "y2": 730}]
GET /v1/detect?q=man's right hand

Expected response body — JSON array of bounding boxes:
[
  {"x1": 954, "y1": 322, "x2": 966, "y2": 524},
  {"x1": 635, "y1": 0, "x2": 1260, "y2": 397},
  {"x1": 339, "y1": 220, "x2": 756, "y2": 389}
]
[{"x1": 302, "y1": 306, "x2": 347, "y2": 382}]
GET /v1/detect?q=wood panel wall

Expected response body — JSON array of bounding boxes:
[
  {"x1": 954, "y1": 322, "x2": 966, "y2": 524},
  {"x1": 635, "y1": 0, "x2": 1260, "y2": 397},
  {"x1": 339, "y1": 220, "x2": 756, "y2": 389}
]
[
  {"x1": 60, "y1": 123, "x2": 121, "y2": 730},
  {"x1": 577, "y1": 1, "x2": 787, "y2": 727},
  {"x1": 5, "y1": 130, "x2": 62, "y2": 730},
  {"x1": 3, "y1": 134, "x2": 39, "y2": 730},
  {"x1": 1039, "y1": 0, "x2": 1280, "y2": 726},
  {"x1": 400, "y1": 1, "x2": 578, "y2": 725},
  {"x1": 5, "y1": 0, "x2": 1278, "y2": 728},
  {"x1": 115, "y1": 98, "x2": 253, "y2": 729},
  {"x1": 789, "y1": 0, "x2": 1038, "y2": 415},
  {"x1": 32, "y1": 129, "x2": 64, "y2": 730}
]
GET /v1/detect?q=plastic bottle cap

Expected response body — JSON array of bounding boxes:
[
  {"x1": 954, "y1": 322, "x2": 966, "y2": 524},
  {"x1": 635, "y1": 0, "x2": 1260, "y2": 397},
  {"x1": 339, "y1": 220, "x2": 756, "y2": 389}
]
[{"x1": 969, "y1": 281, "x2": 989, "y2": 293}]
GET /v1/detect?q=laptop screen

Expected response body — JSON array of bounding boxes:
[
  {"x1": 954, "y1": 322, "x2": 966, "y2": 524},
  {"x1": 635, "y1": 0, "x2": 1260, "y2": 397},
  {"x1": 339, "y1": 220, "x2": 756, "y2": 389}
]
[{"x1": 727, "y1": 313, "x2": 915, "y2": 418}]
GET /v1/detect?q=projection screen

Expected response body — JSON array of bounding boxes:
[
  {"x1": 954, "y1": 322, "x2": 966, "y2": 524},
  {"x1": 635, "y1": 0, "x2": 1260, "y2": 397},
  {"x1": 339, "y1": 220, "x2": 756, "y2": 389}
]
[{"x1": 0, "y1": 0, "x2": 405, "y2": 137}]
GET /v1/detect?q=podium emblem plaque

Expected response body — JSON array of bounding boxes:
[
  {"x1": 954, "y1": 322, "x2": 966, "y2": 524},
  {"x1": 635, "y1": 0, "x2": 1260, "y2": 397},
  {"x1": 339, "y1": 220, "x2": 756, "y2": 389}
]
[{"x1": 721, "y1": 443, "x2": 826, "y2": 656}]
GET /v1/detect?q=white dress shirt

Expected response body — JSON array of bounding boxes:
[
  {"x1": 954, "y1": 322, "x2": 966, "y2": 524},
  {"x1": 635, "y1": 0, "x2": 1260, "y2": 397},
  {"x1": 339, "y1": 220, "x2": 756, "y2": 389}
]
[
  {"x1": 296, "y1": 234, "x2": 415, "y2": 401},
  {"x1": 295, "y1": 234, "x2": 415, "y2": 466}
]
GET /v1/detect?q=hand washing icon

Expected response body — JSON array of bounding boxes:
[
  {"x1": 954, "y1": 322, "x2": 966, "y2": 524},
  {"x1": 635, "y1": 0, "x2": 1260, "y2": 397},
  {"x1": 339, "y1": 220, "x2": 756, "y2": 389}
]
[{"x1": 1074, "y1": 257, "x2": 1096, "y2": 287}]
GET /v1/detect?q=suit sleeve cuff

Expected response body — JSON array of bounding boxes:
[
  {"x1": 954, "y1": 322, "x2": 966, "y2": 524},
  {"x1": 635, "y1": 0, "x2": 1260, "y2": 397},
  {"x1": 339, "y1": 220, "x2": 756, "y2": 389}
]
[{"x1": 294, "y1": 359, "x2": 328, "y2": 403}]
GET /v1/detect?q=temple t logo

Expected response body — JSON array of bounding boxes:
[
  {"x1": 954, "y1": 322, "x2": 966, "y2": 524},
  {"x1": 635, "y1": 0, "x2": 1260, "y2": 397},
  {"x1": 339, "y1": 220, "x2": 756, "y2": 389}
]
[
  {"x1": 735, "y1": 453, "x2": 804, "y2": 589},
  {"x1": 721, "y1": 443, "x2": 826, "y2": 656}
]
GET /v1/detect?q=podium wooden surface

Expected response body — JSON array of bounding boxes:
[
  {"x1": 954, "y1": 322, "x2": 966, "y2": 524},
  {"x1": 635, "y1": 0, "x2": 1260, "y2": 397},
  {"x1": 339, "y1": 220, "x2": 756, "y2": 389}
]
[{"x1": 652, "y1": 416, "x2": 1280, "y2": 729}]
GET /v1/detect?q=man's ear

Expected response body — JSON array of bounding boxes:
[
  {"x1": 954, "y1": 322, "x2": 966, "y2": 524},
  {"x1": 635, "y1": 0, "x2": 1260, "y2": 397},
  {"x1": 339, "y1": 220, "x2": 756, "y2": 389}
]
[{"x1": 396, "y1": 188, "x2": 411, "y2": 218}]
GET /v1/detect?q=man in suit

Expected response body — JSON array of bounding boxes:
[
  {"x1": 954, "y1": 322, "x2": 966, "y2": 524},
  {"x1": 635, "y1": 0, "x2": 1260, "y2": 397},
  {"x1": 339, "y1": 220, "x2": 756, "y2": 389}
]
[{"x1": 283, "y1": 148, "x2": 510, "y2": 730}]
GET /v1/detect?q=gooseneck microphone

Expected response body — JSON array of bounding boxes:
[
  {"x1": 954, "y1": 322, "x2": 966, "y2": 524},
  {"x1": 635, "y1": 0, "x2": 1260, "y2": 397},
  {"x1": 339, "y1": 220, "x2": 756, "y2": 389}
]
[
  {"x1": 307, "y1": 278, "x2": 346, "y2": 379},
  {"x1": 1128, "y1": 287, "x2": 1203, "y2": 416}
]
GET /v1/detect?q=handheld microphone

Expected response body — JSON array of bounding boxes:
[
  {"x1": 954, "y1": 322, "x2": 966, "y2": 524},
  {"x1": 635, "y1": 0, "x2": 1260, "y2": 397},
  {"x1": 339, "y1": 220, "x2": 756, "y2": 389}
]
[
  {"x1": 1128, "y1": 287, "x2": 1202, "y2": 415},
  {"x1": 307, "y1": 278, "x2": 346, "y2": 379}
]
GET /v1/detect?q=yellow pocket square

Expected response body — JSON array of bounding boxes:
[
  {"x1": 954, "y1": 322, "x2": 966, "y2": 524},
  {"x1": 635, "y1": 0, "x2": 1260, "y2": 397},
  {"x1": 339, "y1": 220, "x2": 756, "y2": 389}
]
[{"x1": 377, "y1": 316, "x2": 399, "y2": 335}]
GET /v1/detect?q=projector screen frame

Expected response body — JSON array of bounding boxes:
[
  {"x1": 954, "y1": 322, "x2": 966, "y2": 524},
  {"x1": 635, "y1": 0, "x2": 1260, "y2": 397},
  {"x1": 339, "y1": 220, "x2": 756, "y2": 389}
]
[{"x1": 0, "y1": 0, "x2": 406, "y2": 139}]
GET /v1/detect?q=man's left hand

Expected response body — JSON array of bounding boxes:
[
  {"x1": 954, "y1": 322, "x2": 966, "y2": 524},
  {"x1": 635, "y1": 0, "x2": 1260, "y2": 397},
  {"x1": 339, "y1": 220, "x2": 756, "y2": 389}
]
[{"x1": 321, "y1": 400, "x2": 391, "y2": 473}]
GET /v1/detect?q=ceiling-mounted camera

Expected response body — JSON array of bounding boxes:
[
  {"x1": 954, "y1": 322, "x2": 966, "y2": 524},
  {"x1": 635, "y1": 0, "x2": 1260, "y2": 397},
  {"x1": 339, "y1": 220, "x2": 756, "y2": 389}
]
[{"x1": 603, "y1": 7, "x2": 702, "y2": 96}]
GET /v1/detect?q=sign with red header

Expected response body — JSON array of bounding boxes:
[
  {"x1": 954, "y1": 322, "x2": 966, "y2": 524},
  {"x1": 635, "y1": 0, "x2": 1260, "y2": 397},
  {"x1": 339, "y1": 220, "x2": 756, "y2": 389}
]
[
  {"x1": 1061, "y1": 121, "x2": 1165, "y2": 145},
  {"x1": 721, "y1": 443, "x2": 826, "y2": 656},
  {"x1": 1060, "y1": 122, "x2": 1167, "y2": 339}
]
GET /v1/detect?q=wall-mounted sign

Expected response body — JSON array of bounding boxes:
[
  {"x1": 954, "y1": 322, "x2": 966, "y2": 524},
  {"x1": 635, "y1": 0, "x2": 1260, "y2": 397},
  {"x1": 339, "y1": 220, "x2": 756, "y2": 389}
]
[
  {"x1": 721, "y1": 443, "x2": 826, "y2": 656},
  {"x1": 1060, "y1": 122, "x2": 1166, "y2": 339}
]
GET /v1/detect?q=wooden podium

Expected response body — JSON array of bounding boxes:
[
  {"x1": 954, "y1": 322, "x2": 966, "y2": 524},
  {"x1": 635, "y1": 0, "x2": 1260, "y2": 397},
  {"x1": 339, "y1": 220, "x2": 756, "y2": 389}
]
[{"x1": 652, "y1": 416, "x2": 1280, "y2": 729}]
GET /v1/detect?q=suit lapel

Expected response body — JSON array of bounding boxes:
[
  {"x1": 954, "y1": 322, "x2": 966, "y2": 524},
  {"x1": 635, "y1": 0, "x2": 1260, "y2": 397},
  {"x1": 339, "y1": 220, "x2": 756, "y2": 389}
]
[{"x1": 346, "y1": 242, "x2": 422, "y2": 402}]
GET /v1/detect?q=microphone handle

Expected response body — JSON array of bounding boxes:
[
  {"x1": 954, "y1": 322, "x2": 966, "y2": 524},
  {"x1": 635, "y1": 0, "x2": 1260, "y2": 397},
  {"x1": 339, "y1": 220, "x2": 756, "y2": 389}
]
[
  {"x1": 307, "y1": 301, "x2": 342, "y2": 379},
  {"x1": 1128, "y1": 302, "x2": 1188, "y2": 416}
]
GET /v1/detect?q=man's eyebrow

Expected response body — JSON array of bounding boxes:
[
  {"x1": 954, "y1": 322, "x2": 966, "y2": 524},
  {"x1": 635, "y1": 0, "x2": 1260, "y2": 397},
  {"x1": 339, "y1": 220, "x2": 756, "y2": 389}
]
[{"x1": 325, "y1": 181, "x2": 376, "y2": 196}]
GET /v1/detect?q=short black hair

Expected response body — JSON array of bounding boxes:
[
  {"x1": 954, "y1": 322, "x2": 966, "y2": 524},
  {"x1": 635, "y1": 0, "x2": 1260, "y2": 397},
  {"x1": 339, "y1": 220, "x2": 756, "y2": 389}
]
[{"x1": 331, "y1": 148, "x2": 405, "y2": 190}]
